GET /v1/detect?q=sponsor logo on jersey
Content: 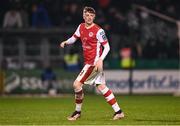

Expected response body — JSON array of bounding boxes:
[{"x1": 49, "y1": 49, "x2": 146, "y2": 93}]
[
  {"x1": 100, "y1": 31, "x2": 105, "y2": 35},
  {"x1": 102, "y1": 34, "x2": 107, "y2": 40},
  {"x1": 100, "y1": 30, "x2": 107, "y2": 40},
  {"x1": 89, "y1": 32, "x2": 93, "y2": 37},
  {"x1": 83, "y1": 42, "x2": 92, "y2": 50}
]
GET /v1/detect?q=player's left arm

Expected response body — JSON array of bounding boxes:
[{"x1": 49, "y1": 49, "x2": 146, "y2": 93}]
[{"x1": 95, "y1": 29, "x2": 110, "y2": 71}]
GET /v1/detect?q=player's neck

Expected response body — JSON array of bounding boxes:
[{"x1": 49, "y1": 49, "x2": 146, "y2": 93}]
[{"x1": 85, "y1": 23, "x2": 94, "y2": 29}]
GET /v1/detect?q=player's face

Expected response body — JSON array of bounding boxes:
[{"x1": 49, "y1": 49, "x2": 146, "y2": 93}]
[{"x1": 83, "y1": 12, "x2": 95, "y2": 25}]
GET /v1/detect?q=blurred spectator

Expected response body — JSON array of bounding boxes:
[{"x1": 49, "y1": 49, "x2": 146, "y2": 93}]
[
  {"x1": 3, "y1": 8, "x2": 22, "y2": 28},
  {"x1": 41, "y1": 67, "x2": 57, "y2": 95},
  {"x1": 127, "y1": 9, "x2": 139, "y2": 30},
  {"x1": 120, "y1": 47, "x2": 135, "y2": 69},
  {"x1": 19, "y1": 4, "x2": 29, "y2": 28},
  {"x1": 64, "y1": 48, "x2": 79, "y2": 71},
  {"x1": 31, "y1": 3, "x2": 51, "y2": 28}
]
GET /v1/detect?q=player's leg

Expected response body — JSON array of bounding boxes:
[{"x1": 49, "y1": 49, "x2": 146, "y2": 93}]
[
  {"x1": 74, "y1": 80, "x2": 84, "y2": 112},
  {"x1": 67, "y1": 64, "x2": 94, "y2": 121},
  {"x1": 97, "y1": 84, "x2": 124, "y2": 120},
  {"x1": 67, "y1": 80, "x2": 83, "y2": 121}
]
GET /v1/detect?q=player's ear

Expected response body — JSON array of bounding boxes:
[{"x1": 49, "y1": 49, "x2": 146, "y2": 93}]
[
  {"x1": 83, "y1": 12, "x2": 86, "y2": 20},
  {"x1": 83, "y1": 14, "x2": 85, "y2": 19},
  {"x1": 83, "y1": 9, "x2": 86, "y2": 19},
  {"x1": 93, "y1": 14, "x2": 95, "y2": 20}
]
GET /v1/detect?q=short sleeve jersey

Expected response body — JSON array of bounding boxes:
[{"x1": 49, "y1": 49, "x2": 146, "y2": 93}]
[{"x1": 73, "y1": 23, "x2": 108, "y2": 65}]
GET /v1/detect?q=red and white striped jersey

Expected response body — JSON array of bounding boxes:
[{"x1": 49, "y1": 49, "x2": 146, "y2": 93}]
[{"x1": 73, "y1": 23, "x2": 108, "y2": 65}]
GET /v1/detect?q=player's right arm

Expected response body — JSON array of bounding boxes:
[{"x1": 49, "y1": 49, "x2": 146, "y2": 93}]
[
  {"x1": 60, "y1": 25, "x2": 81, "y2": 48},
  {"x1": 60, "y1": 37, "x2": 76, "y2": 48}
]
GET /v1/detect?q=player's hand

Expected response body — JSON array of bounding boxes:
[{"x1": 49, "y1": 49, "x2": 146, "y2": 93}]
[
  {"x1": 60, "y1": 41, "x2": 67, "y2": 48},
  {"x1": 95, "y1": 58, "x2": 103, "y2": 72}
]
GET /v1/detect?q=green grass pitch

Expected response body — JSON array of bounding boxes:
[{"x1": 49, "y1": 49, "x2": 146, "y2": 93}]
[{"x1": 0, "y1": 95, "x2": 180, "y2": 125}]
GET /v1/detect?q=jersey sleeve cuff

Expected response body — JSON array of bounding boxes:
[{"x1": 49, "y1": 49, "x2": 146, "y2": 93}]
[{"x1": 101, "y1": 41, "x2": 108, "y2": 46}]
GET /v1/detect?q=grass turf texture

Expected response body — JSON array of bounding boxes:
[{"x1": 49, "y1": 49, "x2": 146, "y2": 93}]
[{"x1": 0, "y1": 95, "x2": 180, "y2": 125}]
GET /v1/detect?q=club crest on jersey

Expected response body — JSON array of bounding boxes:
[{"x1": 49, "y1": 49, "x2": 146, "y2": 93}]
[{"x1": 89, "y1": 32, "x2": 93, "y2": 37}]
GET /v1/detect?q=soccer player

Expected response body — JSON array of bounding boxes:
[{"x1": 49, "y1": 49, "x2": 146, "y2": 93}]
[{"x1": 60, "y1": 6, "x2": 124, "y2": 121}]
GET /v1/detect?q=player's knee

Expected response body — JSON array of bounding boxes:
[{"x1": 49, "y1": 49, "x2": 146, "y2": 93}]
[
  {"x1": 97, "y1": 84, "x2": 106, "y2": 91},
  {"x1": 73, "y1": 80, "x2": 82, "y2": 90}
]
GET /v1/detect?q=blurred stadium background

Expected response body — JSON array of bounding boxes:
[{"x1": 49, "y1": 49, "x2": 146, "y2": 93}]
[
  {"x1": 0, "y1": 0, "x2": 179, "y2": 95},
  {"x1": 0, "y1": 0, "x2": 180, "y2": 125}
]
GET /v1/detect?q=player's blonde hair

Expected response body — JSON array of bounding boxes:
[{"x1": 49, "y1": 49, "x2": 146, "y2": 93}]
[{"x1": 83, "y1": 6, "x2": 96, "y2": 15}]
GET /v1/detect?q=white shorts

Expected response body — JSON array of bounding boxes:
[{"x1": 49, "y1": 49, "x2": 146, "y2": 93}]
[{"x1": 76, "y1": 64, "x2": 105, "y2": 86}]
